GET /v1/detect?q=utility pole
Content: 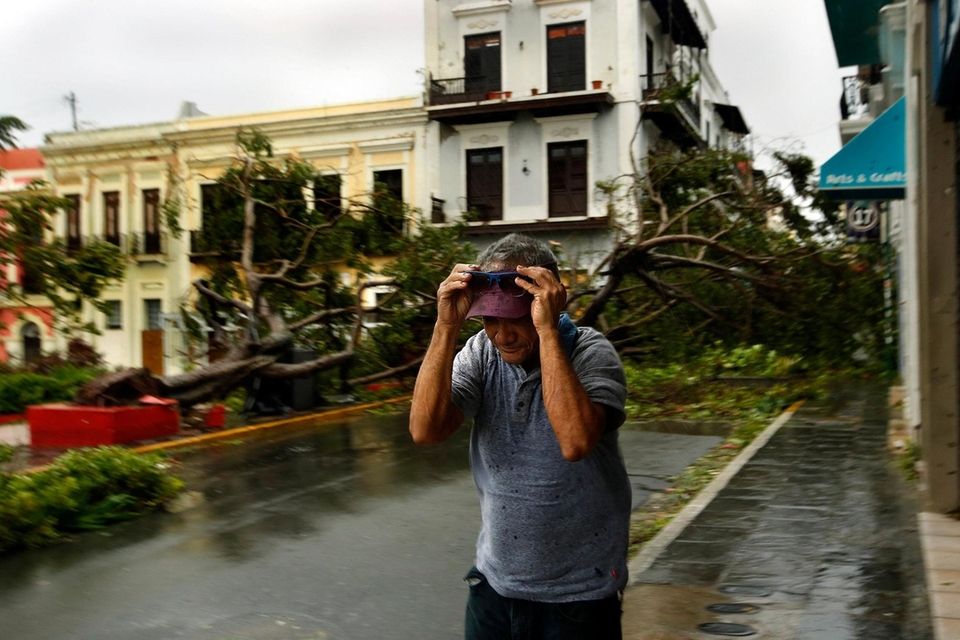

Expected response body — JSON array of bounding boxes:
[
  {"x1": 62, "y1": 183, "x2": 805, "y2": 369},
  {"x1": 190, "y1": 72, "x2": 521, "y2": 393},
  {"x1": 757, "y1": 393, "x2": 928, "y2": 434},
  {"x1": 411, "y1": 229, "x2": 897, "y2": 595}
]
[{"x1": 63, "y1": 92, "x2": 78, "y2": 131}]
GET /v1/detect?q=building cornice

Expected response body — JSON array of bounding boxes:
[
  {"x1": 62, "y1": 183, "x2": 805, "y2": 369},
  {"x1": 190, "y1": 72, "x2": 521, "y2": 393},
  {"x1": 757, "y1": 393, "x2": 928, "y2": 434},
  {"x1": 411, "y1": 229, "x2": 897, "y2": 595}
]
[
  {"x1": 163, "y1": 109, "x2": 427, "y2": 148},
  {"x1": 452, "y1": 0, "x2": 513, "y2": 18}
]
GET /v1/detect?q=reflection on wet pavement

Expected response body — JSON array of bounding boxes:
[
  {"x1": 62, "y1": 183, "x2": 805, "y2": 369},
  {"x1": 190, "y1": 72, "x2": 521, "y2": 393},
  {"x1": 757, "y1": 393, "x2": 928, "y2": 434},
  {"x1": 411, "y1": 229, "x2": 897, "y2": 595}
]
[
  {"x1": 624, "y1": 387, "x2": 932, "y2": 639},
  {"x1": 0, "y1": 410, "x2": 719, "y2": 640}
]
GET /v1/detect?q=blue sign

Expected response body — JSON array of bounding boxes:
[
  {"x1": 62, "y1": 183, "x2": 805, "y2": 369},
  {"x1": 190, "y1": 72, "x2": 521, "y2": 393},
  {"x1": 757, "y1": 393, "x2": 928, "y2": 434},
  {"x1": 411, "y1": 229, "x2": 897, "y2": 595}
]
[{"x1": 820, "y1": 97, "x2": 906, "y2": 200}]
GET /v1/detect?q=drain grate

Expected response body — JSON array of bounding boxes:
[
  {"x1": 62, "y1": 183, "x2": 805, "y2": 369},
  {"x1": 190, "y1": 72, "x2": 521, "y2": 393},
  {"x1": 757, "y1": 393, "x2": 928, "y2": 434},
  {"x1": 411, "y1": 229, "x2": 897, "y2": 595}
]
[
  {"x1": 706, "y1": 603, "x2": 759, "y2": 615},
  {"x1": 698, "y1": 622, "x2": 757, "y2": 637},
  {"x1": 718, "y1": 584, "x2": 772, "y2": 598}
]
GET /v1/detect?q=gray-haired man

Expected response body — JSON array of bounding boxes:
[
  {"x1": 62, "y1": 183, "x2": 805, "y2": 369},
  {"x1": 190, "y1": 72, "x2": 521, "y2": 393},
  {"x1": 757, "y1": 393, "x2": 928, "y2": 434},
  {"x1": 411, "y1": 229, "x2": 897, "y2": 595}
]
[{"x1": 410, "y1": 233, "x2": 630, "y2": 639}]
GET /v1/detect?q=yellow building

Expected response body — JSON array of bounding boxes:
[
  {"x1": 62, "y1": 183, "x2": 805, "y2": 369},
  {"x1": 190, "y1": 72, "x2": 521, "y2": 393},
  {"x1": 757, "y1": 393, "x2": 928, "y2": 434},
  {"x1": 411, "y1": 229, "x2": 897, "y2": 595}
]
[{"x1": 41, "y1": 97, "x2": 427, "y2": 375}]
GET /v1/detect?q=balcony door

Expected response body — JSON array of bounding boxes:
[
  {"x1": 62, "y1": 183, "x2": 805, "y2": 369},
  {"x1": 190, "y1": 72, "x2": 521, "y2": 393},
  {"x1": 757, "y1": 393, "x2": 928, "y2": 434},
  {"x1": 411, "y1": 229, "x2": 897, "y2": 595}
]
[
  {"x1": 466, "y1": 147, "x2": 503, "y2": 221},
  {"x1": 142, "y1": 298, "x2": 164, "y2": 375},
  {"x1": 65, "y1": 194, "x2": 82, "y2": 252},
  {"x1": 464, "y1": 32, "x2": 501, "y2": 96},
  {"x1": 142, "y1": 188, "x2": 161, "y2": 253},
  {"x1": 103, "y1": 191, "x2": 120, "y2": 246},
  {"x1": 548, "y1": 141, "x2": 588, "y2": 217},
  {"x1": 547, "y1": 22, "x2": 585, "y2": 93}
]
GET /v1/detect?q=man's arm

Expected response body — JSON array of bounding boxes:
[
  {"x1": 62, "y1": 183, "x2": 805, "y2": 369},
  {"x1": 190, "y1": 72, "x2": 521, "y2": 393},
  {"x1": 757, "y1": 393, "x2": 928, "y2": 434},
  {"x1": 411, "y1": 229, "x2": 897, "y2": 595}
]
[
  {"x1": 409, "y1": 263, "x2": 476, "y2": 445},
  {"x1": 538, "y1": 329, "x2": 607, "y2": 461},
  {"x1": 515, "y1": 264, "x2": 608, "y2": 462},
  {"x1": 409, "y1": 322, "x2": 465, "y2": 444}
]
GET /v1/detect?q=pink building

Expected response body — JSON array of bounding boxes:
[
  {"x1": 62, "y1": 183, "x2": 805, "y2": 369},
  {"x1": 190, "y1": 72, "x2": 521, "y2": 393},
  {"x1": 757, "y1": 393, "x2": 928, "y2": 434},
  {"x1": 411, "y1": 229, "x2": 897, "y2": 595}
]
[{"x1": 0, "y1": 148, "x2": 56, "y2": 364}]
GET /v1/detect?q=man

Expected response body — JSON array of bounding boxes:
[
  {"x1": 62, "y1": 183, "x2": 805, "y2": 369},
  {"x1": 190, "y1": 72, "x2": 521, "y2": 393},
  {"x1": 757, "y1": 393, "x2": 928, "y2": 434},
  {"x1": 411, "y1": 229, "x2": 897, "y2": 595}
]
[{"x1": 409, "y1": 233, "x2": 631, "y2": 639}]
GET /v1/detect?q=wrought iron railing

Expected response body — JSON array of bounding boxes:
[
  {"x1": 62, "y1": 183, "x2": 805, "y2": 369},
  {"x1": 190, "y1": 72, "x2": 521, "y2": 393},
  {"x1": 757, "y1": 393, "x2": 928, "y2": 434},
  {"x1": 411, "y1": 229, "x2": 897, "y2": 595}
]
[
  {"x1": 428, "y1": 76, "x2": 491, "y2": 105},
  {"x1": 127, "y1": 231, "x2": 167, "y2": 256},
  {"x1": 189, "y1": 230, "x2": 242, "y2": 257},
  {"x1": 840, "y1": 74, "x2": 871, "y2": 120},
  {"x1": 641, "y1": 71, "x2": 701, "y2": 127}
]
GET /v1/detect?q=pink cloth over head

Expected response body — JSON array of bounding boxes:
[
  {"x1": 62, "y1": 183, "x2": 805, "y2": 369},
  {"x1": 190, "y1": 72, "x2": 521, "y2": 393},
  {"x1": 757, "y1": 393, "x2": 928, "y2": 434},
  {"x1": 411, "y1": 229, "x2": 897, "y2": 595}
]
[{"x1": 466, "y1": 288, "x2": 533, "y2": 319}]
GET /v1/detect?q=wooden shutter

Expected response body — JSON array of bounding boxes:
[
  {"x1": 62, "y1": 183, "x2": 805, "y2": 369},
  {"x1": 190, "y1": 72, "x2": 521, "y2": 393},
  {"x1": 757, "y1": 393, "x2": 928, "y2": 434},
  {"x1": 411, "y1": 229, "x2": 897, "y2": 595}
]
[
  {"x1": 547, "y1": 22, "x2": 586, "y2": 93},
  {"x1": 103, "y1": 191, "x2": 120, "y2": 245},
  {"x1": 466, "y1": 148, "x2": 504, "y2": 221},
  {"x1": 65, "y1": 194, "x2": 81, "y2": 251},
  {"x1": 464, "y1": 32, "x2": 501, "y2": 94},
  {"x1": 143, "y1": 188, "x2": 161, "y2": 253},
  {"x1": 548, "y1": 141, "x2": 588, "y2": 217}
]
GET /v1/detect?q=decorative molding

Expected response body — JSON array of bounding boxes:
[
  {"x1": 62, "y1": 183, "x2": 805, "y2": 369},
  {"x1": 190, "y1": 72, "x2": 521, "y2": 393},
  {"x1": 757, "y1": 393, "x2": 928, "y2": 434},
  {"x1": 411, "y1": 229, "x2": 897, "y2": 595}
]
[
  {"x1": 466, "y1": 18, "x2": 500, "y2": 30},
  {"x1": 550, "y1": 126, "x2": 580, "y2": 139},
  {"x1": 548, "y1": 8, "x2": 583, "y2": 19},
  {"x1": 452, "y1": 0, "x2": 513, "y2": 18},
  {"x1": 468, "y1": 134, "x2": 500, "y2": 145},
  {"x1": 534, "y1": 0, "x2": 590, "y2": 6}
]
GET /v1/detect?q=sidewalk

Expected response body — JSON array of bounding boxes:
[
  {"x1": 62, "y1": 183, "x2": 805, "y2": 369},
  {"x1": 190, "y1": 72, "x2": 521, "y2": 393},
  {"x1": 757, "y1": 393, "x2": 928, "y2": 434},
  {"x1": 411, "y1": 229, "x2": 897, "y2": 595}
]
[{"x1": 622, "y1": 385, "x2": 933, "y2": 639}]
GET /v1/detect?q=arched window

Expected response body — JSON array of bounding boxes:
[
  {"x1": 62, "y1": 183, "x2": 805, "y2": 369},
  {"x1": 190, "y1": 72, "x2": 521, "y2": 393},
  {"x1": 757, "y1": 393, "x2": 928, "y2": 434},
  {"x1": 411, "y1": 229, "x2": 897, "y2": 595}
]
[{"x1": 21, "y1": 322, "x2": 41, "y2": 364}]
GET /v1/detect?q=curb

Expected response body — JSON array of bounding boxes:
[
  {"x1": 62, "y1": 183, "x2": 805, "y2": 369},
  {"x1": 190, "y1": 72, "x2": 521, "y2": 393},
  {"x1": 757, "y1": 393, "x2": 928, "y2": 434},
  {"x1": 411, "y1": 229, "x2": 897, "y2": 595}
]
[
  {"x1": 627, "y1": 400, "x2": 804, "y2": 583},
  {"x1": 133, "y1": 394, "x2": 412, "y2": 454},
  {"x1": 21, "y1": 395, "x2": 412, "y2": 474}
]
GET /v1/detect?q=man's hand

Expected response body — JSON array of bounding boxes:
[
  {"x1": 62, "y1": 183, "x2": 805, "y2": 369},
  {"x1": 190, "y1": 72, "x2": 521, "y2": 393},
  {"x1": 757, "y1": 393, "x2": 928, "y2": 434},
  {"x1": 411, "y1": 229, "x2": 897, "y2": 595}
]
[
  {"x1": 515, "y1": 265, "x2": 567, "y2": 335},
  {"x1": 437, "y1": 263, "x2": 478, "y2": 329}
]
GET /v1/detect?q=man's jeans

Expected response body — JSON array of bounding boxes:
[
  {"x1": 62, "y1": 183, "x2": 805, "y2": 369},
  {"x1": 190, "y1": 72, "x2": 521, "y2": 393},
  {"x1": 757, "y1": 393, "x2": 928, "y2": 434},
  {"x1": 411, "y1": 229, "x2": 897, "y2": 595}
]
[{"x1": 464, "y1": 567, "x2": 622, "y2": 640}]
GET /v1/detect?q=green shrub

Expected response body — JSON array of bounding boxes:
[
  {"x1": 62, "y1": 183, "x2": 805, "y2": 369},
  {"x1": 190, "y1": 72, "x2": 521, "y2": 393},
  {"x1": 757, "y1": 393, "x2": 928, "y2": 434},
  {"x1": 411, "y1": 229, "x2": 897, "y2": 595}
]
[
  {"x1": 0, "y1": 366, "x2": 100, "y2": 414},
  {"x1": 0, "y1": 447, "x2": 183, "y2": 553}
]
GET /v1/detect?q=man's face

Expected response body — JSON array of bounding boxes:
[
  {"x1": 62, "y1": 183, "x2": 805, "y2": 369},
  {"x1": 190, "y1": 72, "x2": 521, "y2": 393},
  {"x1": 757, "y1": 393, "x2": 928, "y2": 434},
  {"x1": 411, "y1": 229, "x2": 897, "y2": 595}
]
[{"x1": 482, "y1": 314, "x2": 539, "y2": 366}]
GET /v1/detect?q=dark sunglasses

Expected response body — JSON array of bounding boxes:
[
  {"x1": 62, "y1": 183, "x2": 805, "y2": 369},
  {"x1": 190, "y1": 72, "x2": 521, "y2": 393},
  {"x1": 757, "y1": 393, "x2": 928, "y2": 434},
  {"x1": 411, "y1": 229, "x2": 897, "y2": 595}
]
[{"x1": 464, "y1": 271, "x2": 534, "y2": 297}]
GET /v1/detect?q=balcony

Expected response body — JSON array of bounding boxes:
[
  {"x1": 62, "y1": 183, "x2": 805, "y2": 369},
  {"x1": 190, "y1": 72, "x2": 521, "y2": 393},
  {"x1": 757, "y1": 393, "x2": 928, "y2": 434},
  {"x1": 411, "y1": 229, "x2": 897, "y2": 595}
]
[
  {"x1": 429, "y1": 77, "x2": 490, "y2": 106},
  {"x1": 127, "y1": 232, "x2": 169, "y2": 261},
  {"x1": 640, "y1": 71, "x2": 703, "y2": 149},
  {"x1": 189, "y1": 230, "x2": 239, "y2": 262},
  {"x1": 63, "y1": 233, "x2": 170, "y2": 261},
  {"x1": 426, "y1": 75, "x2": 613, "y2": 126}
]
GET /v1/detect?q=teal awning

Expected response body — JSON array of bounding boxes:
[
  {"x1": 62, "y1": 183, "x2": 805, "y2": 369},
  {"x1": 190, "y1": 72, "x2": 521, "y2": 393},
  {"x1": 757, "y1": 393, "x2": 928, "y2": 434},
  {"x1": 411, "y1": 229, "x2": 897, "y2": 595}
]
[{"x1": 819, "y1": 97, "x2": 905, "y2": 200}]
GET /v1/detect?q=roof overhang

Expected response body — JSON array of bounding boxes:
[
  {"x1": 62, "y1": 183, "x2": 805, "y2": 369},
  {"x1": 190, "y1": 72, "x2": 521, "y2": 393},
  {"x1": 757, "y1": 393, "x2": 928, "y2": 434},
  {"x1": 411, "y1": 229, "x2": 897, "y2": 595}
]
[
  {"x1": 714, "y1": 103, "x2": 749, "y2": 135},
  {"x1": 823, "y1": 0, "x2": 889, "y2": 66},
  {"x1": 649, "y1": 0, "x2": 707, "y2": 49},
  {"x1": 819, "y1": 97, "x2": 905, "y2": 200}
]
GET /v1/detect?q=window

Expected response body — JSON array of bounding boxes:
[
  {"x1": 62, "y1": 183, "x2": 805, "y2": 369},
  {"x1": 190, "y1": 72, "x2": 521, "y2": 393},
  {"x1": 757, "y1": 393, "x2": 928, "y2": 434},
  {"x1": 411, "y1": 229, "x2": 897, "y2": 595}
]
[
  {"x1": 314, "y1": 174, "x2": 342, "y2": 220},
  {"x1": 144, "y1": 299, "x2": 163, "y2": 330},
  {"x1": 103, "y1": 191, "x2": 120, "y2": 246},
  {"x1": 548, "y1": 141, "x2": 588, "y2": 217},
  {"x1": 547, "y1": 22, "x2": 586, "y2": 93},
  {"x1": 466, "y1": 147, "x2": 503, "y2": 221},
  {"x1": 464, "y1": 32, "x2": 501, "y2": 96},
  {"x1": 105, "y1": 300, "x2": 122, "y2": 330},
  {"x1": 142, "y1": 188, "x2": 161, "y2": 253},
  {"x1": 373, "y1": 169, "x2": 403, "y2": 204},
  {"x1": 65, "y1": 194, "x2": 82, "y2": 252}
]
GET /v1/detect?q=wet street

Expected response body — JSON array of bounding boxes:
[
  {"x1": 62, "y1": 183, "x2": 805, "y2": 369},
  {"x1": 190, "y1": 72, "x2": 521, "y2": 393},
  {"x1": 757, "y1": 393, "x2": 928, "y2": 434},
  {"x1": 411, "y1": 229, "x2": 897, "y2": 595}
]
[
  {"x1": 0, "y1": 410, "x2": 720, "y2": 640},
  {"x1": 623, "y1": 388, "x2": 932, "y2": 639}
]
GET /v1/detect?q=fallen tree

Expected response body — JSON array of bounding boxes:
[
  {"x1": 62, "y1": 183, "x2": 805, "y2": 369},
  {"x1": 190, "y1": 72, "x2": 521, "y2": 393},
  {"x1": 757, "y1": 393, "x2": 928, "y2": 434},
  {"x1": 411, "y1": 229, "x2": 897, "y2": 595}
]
[
  {"x1": 77, "y1": 129, "x2": 472, "y2": 407},
  {"x1": 571, "y1": 144, "x2": 885, "y2": 365}
]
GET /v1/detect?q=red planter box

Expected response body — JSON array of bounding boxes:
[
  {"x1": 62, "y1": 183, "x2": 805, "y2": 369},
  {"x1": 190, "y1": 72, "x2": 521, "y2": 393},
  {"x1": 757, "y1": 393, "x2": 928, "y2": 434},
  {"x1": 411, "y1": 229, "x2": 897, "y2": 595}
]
[
  {"x1": 204, "y1": 404, "x2": 226, "y2": 429},
  {"x1": 27, "y1": 403, "x2": 180, "y2": 448}
]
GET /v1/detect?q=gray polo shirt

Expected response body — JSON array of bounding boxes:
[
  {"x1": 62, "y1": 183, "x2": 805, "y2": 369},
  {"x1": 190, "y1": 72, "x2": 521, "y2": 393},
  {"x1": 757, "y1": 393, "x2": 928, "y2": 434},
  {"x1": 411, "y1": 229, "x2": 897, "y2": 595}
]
[{"x1": 451, "y1": 322, "x2": 631, "y2": 602}]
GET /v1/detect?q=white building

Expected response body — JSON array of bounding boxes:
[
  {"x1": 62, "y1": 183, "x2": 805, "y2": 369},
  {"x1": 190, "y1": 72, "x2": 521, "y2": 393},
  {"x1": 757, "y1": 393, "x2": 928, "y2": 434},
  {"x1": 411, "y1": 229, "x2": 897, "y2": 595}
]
[{"x1": 423, "y1": 0, "x2": 749, "y2": 268}]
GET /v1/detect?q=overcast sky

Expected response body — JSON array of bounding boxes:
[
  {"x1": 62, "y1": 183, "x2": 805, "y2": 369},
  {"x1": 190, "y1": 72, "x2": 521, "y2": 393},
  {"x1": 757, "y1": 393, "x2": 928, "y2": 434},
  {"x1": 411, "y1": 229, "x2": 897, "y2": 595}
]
[{"x1": 1, "y1": 0, "x2": 843, "y2": 166}]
